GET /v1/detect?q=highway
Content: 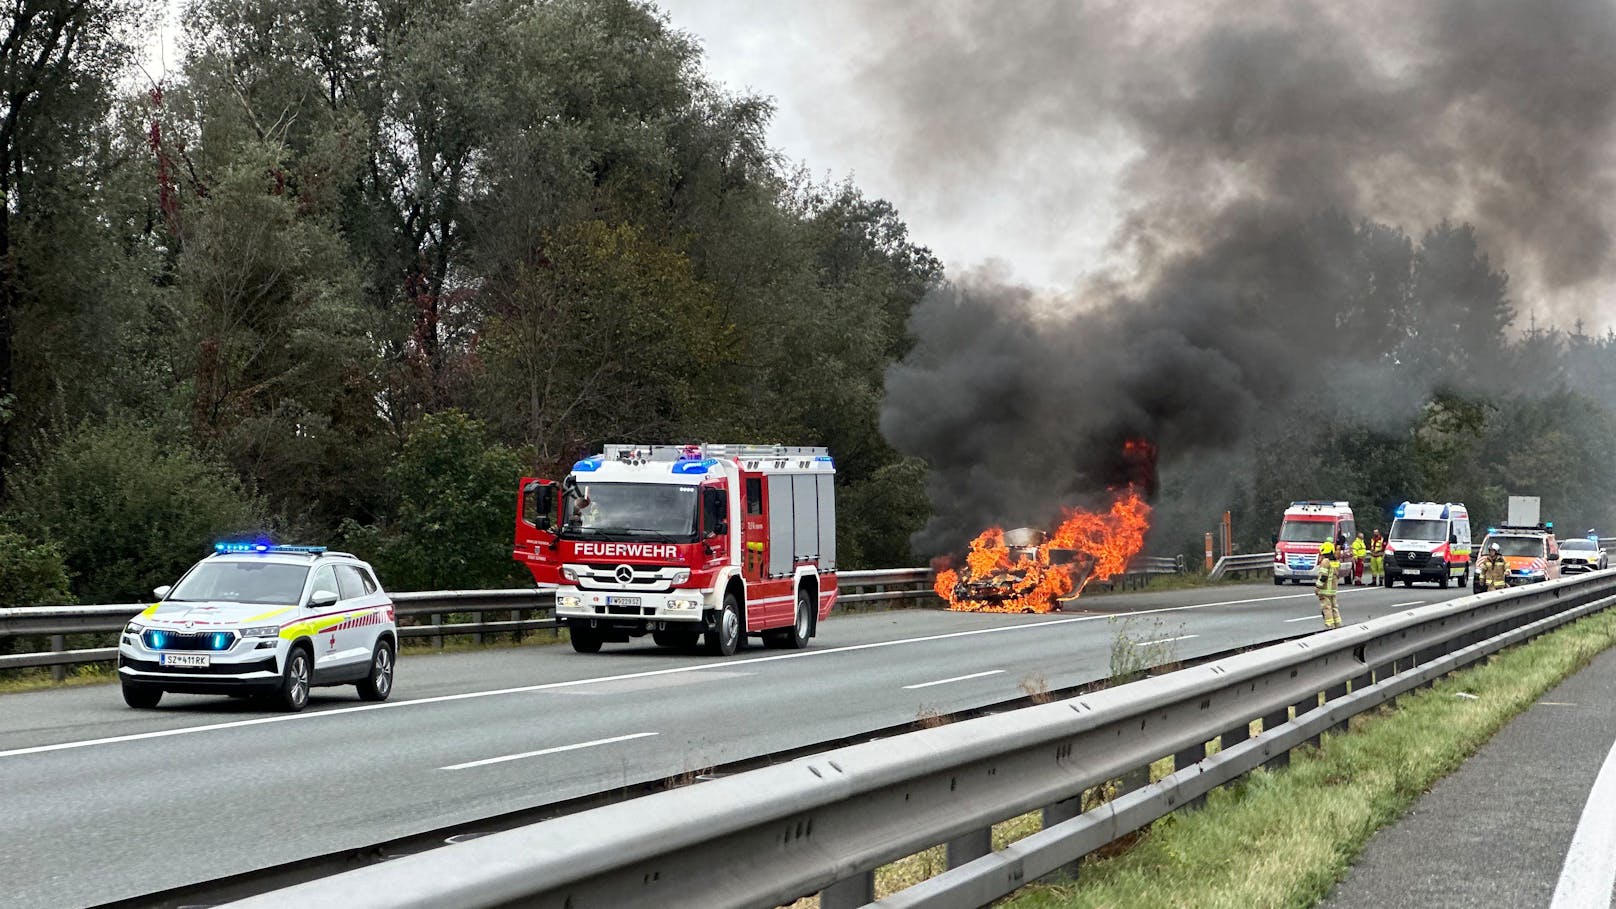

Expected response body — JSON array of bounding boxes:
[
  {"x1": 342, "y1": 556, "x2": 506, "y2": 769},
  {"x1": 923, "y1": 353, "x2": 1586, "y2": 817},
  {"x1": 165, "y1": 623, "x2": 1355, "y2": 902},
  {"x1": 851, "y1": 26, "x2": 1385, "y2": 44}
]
[{"x1": 0, "y1": 580, "x2": 1469, "y2": 908}]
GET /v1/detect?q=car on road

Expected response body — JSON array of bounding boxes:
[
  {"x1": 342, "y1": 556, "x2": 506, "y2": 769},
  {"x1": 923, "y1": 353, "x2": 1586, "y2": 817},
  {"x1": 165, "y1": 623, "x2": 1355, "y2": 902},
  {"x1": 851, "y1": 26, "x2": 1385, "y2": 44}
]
[
  {"x1": 1471, "y1": 526, "x2": 1559, "y2": 592},
  {"x1": 1557, "y1": 537, "x2": 1608, "y2": 574},
  {"x1": 117, "y1": 544, "x2": 397, "y2": 712}
]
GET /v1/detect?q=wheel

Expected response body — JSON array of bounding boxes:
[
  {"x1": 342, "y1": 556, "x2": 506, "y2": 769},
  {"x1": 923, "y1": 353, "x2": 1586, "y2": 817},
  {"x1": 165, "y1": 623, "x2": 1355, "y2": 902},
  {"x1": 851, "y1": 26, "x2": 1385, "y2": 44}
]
[
  {"x1": 273, "y1": 646, "x2": 312, "y2": 712},
  {"x1": 1273, "y1": 576, "x2": 1284, "y2": 586},
  {"x1": 1402, "y1": 578, "x2": 1413, "y2": 587},
  {"x1": 1438, "y1": 572, "x2": 1449, "y2": 589},
  {"x1": 122, "y1": 682, "x2": 162, "y2": 709},
  {"x1": 1457, "y1": 570, "x2": 1468, "y2": 589},
  {"x1": 766, "y1": 588, "x2": 813, "y2": 649},
  {"x1": 356, "y1": 639, "x2": 395, "y2": 702},
  {"x1": 569, "y1": 624, "x2": 602, "y2": 654},
  {"x1": 705, "y1": 591, "x2": 743, "y2": 656}
]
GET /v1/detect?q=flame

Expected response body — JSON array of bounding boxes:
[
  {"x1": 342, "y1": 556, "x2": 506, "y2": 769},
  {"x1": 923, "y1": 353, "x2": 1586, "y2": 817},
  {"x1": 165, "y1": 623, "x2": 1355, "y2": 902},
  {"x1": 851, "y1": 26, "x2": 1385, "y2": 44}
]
[{"x1": 934, "y1": 489, "x2": 1152, "y2": 613}]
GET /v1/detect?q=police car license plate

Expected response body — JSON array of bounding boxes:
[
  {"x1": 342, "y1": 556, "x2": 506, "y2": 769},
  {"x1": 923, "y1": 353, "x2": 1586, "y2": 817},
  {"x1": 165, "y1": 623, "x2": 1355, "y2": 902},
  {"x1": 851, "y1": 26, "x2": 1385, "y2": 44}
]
[
  {"x1": 162, "y1": 653, "x2": 209, "y2": 668},
  {"x1": 607, "y1": 596, "x2": 641, "y2": 607}
]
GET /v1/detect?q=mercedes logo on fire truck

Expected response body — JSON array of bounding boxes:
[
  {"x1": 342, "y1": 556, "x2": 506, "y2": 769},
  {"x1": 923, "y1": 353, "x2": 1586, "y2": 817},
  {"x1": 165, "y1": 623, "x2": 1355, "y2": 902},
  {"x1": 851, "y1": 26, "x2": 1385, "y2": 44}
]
[{"x1": 614, "y1": 564, "x2": 635, "y2": 584}]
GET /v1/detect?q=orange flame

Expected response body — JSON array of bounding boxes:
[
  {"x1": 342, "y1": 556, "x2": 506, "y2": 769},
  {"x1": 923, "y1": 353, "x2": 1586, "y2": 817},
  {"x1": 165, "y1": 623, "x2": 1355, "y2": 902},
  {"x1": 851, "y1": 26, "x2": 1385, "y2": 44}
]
[{"x1": 934, "y1": 489, "x2": 1152, "y2": 613}]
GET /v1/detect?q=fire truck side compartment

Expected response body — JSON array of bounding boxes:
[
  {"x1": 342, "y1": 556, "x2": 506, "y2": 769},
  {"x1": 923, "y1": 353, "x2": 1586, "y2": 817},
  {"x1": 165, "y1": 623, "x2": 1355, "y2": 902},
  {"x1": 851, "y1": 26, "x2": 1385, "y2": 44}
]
[
  {"x1": 768, "y1": 477, "x2": 794, "y2": 577},
  {"x1": 817, "y1": 474, "x2": 836, "y2": 571}
]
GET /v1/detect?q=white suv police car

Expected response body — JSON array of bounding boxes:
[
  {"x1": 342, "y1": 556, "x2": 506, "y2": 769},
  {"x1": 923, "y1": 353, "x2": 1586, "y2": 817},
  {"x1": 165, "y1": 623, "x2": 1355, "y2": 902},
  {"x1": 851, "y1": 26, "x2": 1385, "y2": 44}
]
[{"x1": 117, "y1": 544, "x2": 397, "y2": 712}]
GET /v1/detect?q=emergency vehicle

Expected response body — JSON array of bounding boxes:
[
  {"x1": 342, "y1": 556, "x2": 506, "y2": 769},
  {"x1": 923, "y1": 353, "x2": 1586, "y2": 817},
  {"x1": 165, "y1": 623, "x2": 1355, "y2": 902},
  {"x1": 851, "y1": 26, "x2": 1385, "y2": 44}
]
[
  {"x1": 514, "y1": 444, "x2": 837, "y2": 656},
  {"x1": 1473, "y1": 524, "x2": 1560, "y2": 591},
  {"x1": 117, "y1": 544, "x2": 397, "y2": 712},
  {"x1": 1272, "y1": 501, "x2": 1356, "y2": 585},
  {"x1": 1385, "y1": 502, "x2": 1472, "y2": 588}
]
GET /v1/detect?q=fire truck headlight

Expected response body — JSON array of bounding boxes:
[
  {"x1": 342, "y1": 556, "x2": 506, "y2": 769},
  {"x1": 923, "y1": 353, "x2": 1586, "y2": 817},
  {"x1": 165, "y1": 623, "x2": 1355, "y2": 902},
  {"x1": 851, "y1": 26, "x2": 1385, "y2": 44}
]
[
  {"x1": 667, "y1": 597, "x2": 702, "y2": 611},
  {"x1": 671, "y1": 570, "x2": 690, "y2": 584},
  {"x1": 561, "y1": 566, "x2": 579, "y2": 582},
  {"x1": 557, "y1": 594, "x2": 582, "y2": 609}
]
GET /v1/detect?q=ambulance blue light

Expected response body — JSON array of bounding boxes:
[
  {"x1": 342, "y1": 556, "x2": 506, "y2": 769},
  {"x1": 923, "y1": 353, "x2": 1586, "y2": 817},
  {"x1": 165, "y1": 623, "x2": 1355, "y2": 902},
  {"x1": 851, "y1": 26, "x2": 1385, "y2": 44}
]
[
  {"x1": 213, "y1": 542, "x2": 326, "y2": 555},
  {"x1": 1394, "y1": 503, "x2": 1407, "y2": 518},
  {"x1": 1545, "y1": 522, "x2": 1554, "y2": 529},
  {"x1": 150, "y1": 630, "x2": 168, "y2": 649},
  {"x1": 673, "y1": 457, "x2": 718, "y2": 475},
  {"x1": 212, "y1": 632, "x2": 230, "y2": 650},
  {"x1": 572, "y1": 456, "x2": 603, "y2": 472}
]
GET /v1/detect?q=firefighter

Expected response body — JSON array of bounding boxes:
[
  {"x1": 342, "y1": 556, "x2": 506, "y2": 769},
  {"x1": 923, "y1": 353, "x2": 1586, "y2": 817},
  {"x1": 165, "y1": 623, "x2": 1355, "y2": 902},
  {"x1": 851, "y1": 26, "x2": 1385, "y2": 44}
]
[
  {"x1": 1479, "y1": 542, "x2": 1508, "y2": 591},
  {"x1": 1368, "y1": 529, "x2": 1386, "y2": 586},
  {"x1": 1315, "y1": 541, "x2": 1342, "y2": 629},
  {"x1": 1350, "y1": 532, "x2": 1368, "y2": 586}
]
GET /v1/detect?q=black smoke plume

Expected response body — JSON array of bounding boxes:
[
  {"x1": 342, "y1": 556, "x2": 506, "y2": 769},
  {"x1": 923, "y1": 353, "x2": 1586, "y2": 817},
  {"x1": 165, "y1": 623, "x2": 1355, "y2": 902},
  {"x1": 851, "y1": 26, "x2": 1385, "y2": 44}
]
[{"x1": 871, "y1": 0, "x2": 1616, "y2": 553}]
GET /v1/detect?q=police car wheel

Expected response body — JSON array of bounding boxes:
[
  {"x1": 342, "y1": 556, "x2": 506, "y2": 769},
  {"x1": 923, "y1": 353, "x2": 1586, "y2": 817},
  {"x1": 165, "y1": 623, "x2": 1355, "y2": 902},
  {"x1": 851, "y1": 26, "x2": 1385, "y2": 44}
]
[
  {"x1": 357, "y1": 640, "x2": 394, "y2": 702},
  {"x1": 121, "y1": 682, "x2": 162, "y2": 709},
  {"x1": 275, "y1": 647, "x2": 312, "y2": 712}
]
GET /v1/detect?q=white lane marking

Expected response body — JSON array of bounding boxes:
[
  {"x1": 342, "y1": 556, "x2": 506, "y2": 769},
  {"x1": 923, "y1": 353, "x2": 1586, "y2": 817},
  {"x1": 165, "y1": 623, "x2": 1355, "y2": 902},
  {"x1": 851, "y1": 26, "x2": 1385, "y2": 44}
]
[
  {"x1": 1133, "y1": 635, "x2": 1197, "y2": 647},
  {"x1": 440, "y1": 732, "x2": 658, "y2": 771},
  {"x1": 1550, "y1": 732, "x2": 1616, "y2": 909},
  {"x1": 1285, "y1": 615, "x2": 1322, "y2": 623},
  {"x1": 1390, "y1": 601, "x2": 1426, "y2": 609},
  {"x1": 0, "y1": 585, "x2": 1408, "y2": 761},
  {"x1": 903, "y1": 670, "x2": 1005, "y2": 690}
]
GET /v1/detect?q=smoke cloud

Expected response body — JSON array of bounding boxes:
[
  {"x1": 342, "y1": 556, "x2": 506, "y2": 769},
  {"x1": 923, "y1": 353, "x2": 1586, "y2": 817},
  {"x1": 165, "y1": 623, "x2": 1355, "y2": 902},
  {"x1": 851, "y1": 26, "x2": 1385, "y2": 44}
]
[{"x1": 870, "y1": 0, "x2": 1616, "y2": 552}]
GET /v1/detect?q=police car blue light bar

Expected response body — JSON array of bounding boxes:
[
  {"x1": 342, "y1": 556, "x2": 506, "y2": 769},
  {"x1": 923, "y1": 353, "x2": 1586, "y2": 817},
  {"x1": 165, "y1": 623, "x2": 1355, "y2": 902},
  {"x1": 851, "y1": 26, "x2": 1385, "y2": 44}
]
[{"x1": 213, "y1": 542, "x2": 327, "y2": 554}]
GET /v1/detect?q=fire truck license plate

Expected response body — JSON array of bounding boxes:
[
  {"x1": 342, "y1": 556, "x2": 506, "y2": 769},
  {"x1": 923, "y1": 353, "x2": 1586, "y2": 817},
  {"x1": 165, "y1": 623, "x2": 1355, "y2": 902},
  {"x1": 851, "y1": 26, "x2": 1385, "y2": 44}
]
[
  {"x1": 162, "y1": 653, "x2": 209, "y2": 667},
  {"x1": 607, "y1": 596, "x2": 641, "y2": 607}
]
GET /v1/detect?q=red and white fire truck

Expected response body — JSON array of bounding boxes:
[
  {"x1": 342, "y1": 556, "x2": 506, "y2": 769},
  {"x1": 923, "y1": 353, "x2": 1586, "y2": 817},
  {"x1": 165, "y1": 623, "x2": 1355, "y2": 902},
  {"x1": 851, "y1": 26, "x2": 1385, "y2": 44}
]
[{"x1": 513, "y1": 444, "x2": 837, "y2": 656}]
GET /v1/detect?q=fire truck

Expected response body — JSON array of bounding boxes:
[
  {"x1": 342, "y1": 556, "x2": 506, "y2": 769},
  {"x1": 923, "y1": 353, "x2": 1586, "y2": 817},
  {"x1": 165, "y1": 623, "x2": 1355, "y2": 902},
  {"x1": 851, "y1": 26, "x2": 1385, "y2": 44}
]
[{"x1": 513, "y1": 444, "x2": 837, "y2": 656}]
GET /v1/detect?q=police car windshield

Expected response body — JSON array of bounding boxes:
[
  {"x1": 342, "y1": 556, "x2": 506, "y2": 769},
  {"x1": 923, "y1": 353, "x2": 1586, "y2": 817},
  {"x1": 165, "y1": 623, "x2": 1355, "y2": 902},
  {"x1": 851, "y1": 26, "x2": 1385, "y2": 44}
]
[
  {"x1": 1485, "y1": 536, "x2": 1543, "y2": 557},
  {"x1": 1561, "y1": 539, "x2": 1597, "y2": 551},
  {"x1": 1279, "y1": 521, "x2": 1335, "y2": 543},
  {"x1": 563, "y1": 483, "x2": 697, "y2": 541},
  {"x1": 1390, "y1": 519, "x2": 1446, "y2": 541},
  {"x1": 168, "y1": 562, "x2": 312, "y2": 605}
]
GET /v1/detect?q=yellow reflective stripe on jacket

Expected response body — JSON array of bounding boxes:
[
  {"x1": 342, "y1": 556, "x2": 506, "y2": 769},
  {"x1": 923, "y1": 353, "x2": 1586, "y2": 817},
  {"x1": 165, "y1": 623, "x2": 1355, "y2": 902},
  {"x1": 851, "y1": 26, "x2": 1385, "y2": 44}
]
[{"x1": 1315, "y1": 559, "x2": 1338, "y2": 593}]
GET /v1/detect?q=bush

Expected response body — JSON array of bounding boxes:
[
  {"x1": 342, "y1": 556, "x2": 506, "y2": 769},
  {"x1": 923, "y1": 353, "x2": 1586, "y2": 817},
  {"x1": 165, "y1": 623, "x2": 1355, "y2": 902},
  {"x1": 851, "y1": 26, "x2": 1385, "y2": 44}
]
[
  {"x1": 5, "y1": 422, "x2": 267, "y2": 602},
  {"x1": 0, "y1": 532, "x2": 72, "y2": 608}
]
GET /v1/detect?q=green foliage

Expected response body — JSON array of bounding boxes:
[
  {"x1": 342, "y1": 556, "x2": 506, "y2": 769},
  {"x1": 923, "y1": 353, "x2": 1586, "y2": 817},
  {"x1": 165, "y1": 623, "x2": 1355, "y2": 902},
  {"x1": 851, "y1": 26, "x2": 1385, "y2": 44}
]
[
  {"x1": 345, "y1": 412, "x2": 528, "y2": 591},
  {"x1": 4, "y1": 422, "x2": 267, "y2": 602},
  {"x1": 0, "y1": 532, "x2": 72, "y2": 608}
]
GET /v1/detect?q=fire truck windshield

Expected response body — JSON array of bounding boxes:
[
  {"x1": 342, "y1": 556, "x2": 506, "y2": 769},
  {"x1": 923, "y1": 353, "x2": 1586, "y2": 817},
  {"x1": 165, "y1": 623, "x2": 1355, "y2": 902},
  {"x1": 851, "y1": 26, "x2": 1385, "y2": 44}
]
[
  {"x1": 1483, "y1": 536, "x2": 1544, "y2": 557},
  {"x1": 563, "y1": 483, "x2": 698, "y2": 541},
  {"x1": 1278, "y1": 520, "x2": 1335, "y2": 543}
]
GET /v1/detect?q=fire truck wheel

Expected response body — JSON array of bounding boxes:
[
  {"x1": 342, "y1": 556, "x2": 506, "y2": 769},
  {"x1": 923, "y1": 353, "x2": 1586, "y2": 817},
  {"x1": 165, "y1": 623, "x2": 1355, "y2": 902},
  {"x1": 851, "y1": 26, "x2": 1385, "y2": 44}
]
[
  {"x1": 569, "y1": 624, "x2": 603, "y2": 654},
  {"x1": 766, "y1": 589, "x2": 813, "y2": 649},
  {"x1": 705, "y1": 593, "x2": 742, "y2": 656}
]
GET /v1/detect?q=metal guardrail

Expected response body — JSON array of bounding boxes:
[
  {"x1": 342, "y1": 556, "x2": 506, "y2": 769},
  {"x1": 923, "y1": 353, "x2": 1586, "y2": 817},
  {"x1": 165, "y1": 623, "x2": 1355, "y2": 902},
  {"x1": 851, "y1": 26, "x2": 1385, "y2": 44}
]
[
  {"x1": 0, "y1": 571, "x2": 940, "y2": 674},
  {"x1": 1207, "y1": 550, "x2": 1275, "y2": 581},
  {"x1": 221, "y1": 569, "x2": 1616, "y2": 909}
]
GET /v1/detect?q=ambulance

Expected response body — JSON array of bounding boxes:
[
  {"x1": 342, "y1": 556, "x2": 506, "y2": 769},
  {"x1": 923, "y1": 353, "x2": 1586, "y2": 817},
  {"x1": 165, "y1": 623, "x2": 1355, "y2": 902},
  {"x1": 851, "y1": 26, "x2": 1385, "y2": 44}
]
[
  {"x1": 1385, "y1": 501, "x2": 1472, "y2": 588},
  {"x1": 1272, "y1": 501, "x2": 1356, "y2": 585}
]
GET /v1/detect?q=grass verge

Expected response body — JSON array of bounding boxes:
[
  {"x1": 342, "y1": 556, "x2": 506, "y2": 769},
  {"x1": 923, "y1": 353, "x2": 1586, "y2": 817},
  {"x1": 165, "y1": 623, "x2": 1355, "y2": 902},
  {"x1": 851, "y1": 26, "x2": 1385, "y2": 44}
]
[{"x1": 997, "y1": 607, "x2": 1616, "y2": 909}]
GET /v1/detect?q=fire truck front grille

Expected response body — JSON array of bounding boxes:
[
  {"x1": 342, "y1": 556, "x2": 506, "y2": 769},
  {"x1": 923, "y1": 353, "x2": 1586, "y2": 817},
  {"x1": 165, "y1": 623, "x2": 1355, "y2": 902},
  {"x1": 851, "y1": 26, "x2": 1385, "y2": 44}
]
[{"x1": 1393, "y1": 551, "x2": 1431, "y2": 568}]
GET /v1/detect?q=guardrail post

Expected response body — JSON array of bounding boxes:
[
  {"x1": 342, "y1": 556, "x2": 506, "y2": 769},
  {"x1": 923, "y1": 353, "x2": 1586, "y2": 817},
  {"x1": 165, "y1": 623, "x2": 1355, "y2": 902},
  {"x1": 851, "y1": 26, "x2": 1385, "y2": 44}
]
[
  {"x1": 1293, "y1": 693, "x2": 1321, "y2": 749},
  {"x1": 1325, "y1": 682, "x2": 1349, "y2": 733},
  {"x1": 1040, "y1": 796, "x2": 1083, "y2": 878},
  {"x1": 511, "y1": 608, "x2": 523, "y2": 643},
  {"x1": 1118, "y1": 764, "x2": 1149, "y2": 796},
  {"x1": 432, "y1": 613, "x2": 444, "y2": 649},
  {"x1": 50, "y1": 634, "x2": 65, "y2": 682},
  {"x1": 819, "y1": 870, "x2": 876, "y2": 909},
  {"x1": 1261, "y1": 707, "x2": 1291, "y2": 768},
  {"x1": 1175, "y1": 742, "x2": 1207, "y2": 810},
  {"x1": 946, "y1": 827, "x2": 993, "y2": 869},
  {"x1": 473, "y1": 611, "x2": 484, "y2": 646}
]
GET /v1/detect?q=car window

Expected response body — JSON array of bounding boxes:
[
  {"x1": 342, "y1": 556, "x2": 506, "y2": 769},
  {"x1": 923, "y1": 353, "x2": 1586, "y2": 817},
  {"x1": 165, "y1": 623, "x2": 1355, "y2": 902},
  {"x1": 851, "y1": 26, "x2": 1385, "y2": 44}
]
[
  {"x1": 336, "y1": 565, "x2": 367, "y2": 600},
  {"x1": 357, "y1": 567, "x2": 380, "y2": 594},
  {"x1": 169, "y1": 562, "x2": 309, "y2": 606},
  {"x1": 310, "y1": 565, "x2": 338, "y2": 601},
  {"x1": 1561, "y1": 539, "x2": 1596, "y2": 550}
]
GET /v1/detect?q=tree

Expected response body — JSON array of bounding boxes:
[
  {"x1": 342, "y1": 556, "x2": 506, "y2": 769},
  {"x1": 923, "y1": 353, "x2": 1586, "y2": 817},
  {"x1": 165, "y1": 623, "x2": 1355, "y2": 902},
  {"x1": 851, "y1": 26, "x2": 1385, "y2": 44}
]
[{"x1": 3, "y1": 421, "x2": 266, "y2": 602}]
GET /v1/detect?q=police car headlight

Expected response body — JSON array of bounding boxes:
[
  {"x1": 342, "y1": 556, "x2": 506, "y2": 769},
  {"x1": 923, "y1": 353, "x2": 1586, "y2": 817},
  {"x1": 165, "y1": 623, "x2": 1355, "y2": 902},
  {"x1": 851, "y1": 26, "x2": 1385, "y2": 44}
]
[
  {"x1": 671, "y1": 570, "x2": 690, "y2": 584},
  {"x1": 242, "y1": 625, "x2": 281, "y2": 638},
  {"x1": 557, "y1": 594, "x2": 582, "y2": 609},
  {"x1": 667, "y1": 597, "x2": 702, "y2": 611}
]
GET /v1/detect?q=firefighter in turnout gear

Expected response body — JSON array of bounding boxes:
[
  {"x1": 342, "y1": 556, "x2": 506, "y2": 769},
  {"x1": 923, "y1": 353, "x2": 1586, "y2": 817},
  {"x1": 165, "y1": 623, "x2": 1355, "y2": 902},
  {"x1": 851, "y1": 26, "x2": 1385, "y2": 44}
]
[
  {"x1": 1315, "y1": 541, "x2": 1342, "y2": 629},
  {"x1": 1480, "y1": 542, "x2": 1509, "y2": 591},
  {"x1": 1368, "y1": 529, "x2": 1386, "y2": 586}
]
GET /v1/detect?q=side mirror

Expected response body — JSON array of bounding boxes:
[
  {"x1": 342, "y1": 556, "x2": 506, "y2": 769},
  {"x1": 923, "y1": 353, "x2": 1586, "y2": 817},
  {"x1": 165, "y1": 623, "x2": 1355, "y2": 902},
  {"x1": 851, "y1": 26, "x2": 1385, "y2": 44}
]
[
  {"x1": 1270, "y1": 533, "x2": 1278, "y2": 545},
  {"x1": 153, "y1": 585, "x2": 172, "y2": 600},
  {"x1": 1547, "y1": 552, "x2": 1559, "y2": 561},
  {"x1": 309, "y1": 589, "x2": 339, "y2": 609},
  {"x1": 536, "y1": 515, "x2": 552, "y2": 531},
  {"x1": 714, "y1": 520, "x2": 728, "y2": 536}
]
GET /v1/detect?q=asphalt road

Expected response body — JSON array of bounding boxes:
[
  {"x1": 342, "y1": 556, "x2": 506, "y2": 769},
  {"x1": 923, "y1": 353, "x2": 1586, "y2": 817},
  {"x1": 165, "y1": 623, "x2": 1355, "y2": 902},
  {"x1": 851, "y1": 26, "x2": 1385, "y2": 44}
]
[
  {"x1": 0, "y1": 579, "x2": 1469, "y2": 908},
  {"x1": 1325, "y1": 638, "x2": 1616, "y2": 909}
]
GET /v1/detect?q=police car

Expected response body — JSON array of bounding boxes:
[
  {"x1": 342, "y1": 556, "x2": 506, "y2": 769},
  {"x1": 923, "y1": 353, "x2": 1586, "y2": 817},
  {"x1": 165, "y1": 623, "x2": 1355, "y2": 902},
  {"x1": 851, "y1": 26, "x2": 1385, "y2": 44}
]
[{"x1": 117, "y1": 544, "x2": 397, "y2": 712}]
